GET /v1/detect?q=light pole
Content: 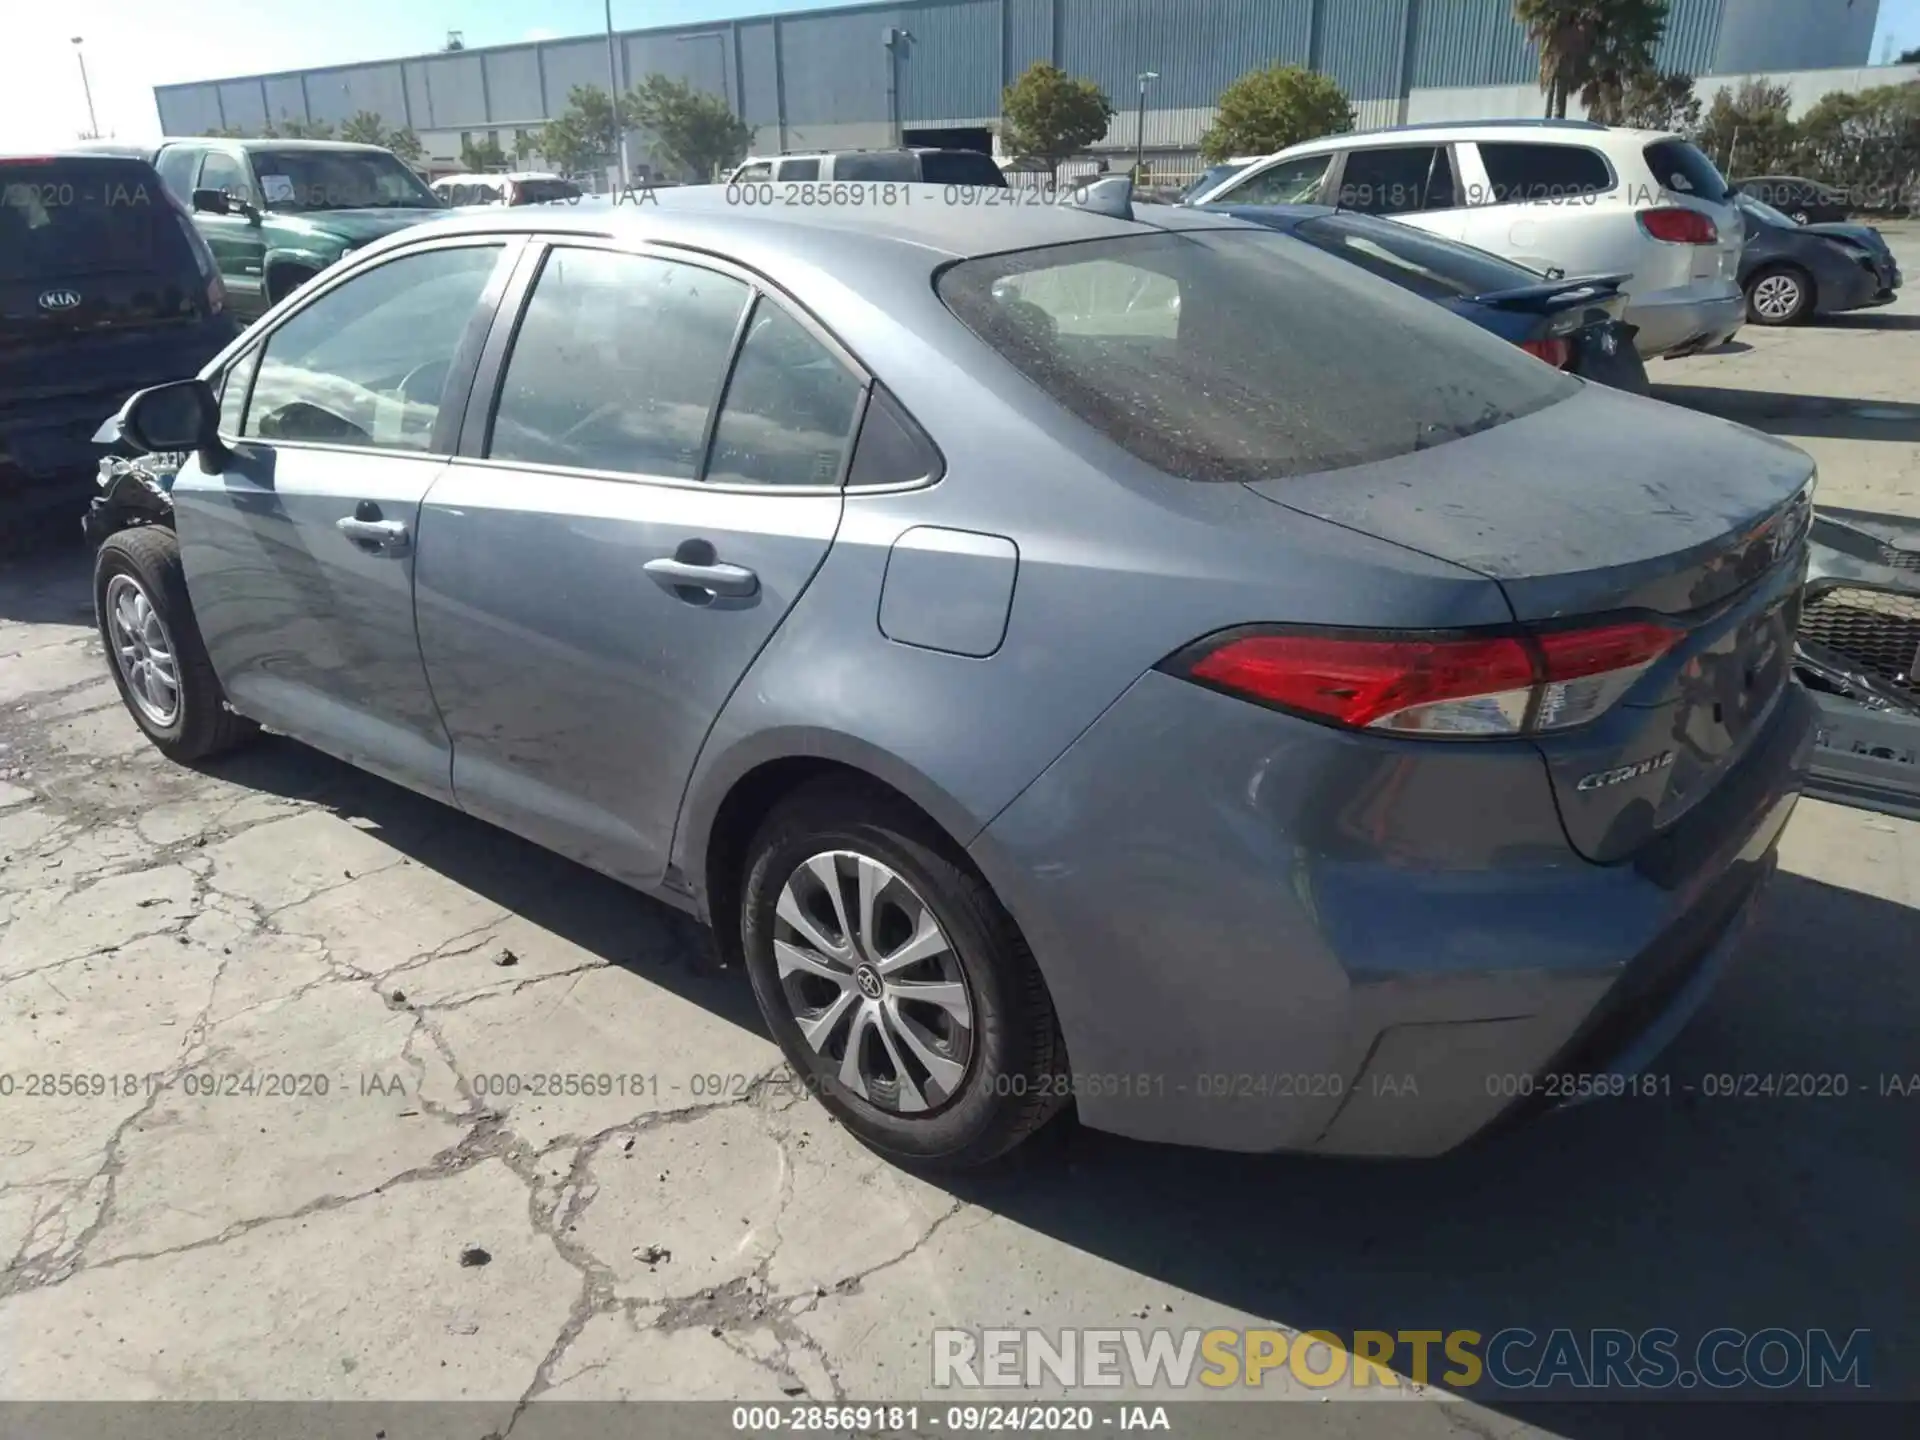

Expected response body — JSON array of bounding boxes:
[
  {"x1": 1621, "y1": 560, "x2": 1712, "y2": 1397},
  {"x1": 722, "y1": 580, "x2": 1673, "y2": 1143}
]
[
  {"x1": 604, "y1": 0, "x2": 630, "y2": 190},
  {"x1": 71, "y1": 37, "x2": 100, "y2": 140},
  {"x1": 1134, "y1": 72, "x2": 1158, "y2": 182},
  {"x1": 884, "y1": 27, "x2": 915, "y2": 146}
]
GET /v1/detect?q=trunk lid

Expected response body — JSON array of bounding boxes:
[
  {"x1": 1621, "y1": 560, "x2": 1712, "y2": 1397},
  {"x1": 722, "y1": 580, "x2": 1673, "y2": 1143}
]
[{"x1": 1243, "y1": 383, "x2": 1815, "y2": 861}]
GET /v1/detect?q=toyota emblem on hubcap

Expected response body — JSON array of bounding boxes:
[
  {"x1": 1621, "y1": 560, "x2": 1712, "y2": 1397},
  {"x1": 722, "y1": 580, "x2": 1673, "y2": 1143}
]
[
  {"x1": 39, "y1": 289, "x2": 82, "y2": 311},
  {"x1": 854, "y1": 965, "x2": 884, "y2": 1000}
]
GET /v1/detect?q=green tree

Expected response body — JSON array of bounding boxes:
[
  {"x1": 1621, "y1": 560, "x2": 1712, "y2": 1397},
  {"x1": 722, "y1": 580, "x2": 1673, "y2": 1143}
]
[
  {"x1": 460, "y1": 135, "x2": 510, "y2": 172},
  {"x1": 1200, "y1": 63, "x2": 1353, "y2": 161},
  {"x1": 1589, "y1": 68, "x2": 1699, "y2": 130},
  {"x1": 340, "y1": 110, "x2": 390, "y2": 145},
  {"x1": 386, "y1": 128, "x2": 425, "y2": 164},
  {"x1": 537, "y1": 84, "x2": 624, "y2": 176},
  {"x1": 275, "y1": 114, "x2": 336, "y2": 140},
  {"x1": 1898, "y1": 46, "x2": 1920, "y2": 64},
  {"x1": 628, "y1": 74, "x2": 754, "y2": 181},
  {"x1": 1696, "y1": 77, "x2": 1797, "y2": 177},
  {"x1": 1001, "y1": 62, "x2": 1115, "y2": 178},
  {"x1": 1793, "y1": 81, "x2": 1920, "y2": 211},
  {"x1": 1514, "y1": 0, "x2": 1593, "y2": 118}
]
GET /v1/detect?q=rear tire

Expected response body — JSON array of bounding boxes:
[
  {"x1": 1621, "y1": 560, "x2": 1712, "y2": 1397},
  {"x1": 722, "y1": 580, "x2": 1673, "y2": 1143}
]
[
  {"x1": 739, "y1": 778, "x2": 1068, "y2": 1169},
  {"x1": 94, "y1": 526, "x2": 258, "y2": 763},
  {"x1": 1746, "y1": 264, "x2": 1813, "y2": 325}
]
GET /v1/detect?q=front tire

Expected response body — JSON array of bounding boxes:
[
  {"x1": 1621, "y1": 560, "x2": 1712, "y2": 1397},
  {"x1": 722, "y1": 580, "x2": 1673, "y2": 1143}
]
[
  {"x1": 739, "y1": 779, "x2": 1068, "y2": 1169},
  {"x1": 95, "y1": 527, "x2": 257, "y2": 762},
  {"x1": 1747, "y1": 264, "x2": 1814, "y2": 325}
]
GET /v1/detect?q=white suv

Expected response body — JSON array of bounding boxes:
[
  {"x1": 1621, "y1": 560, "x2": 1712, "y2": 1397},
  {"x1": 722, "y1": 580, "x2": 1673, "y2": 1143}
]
[{"x1": 1186, "y1": 120, "x2": 1745, "y2": 360}]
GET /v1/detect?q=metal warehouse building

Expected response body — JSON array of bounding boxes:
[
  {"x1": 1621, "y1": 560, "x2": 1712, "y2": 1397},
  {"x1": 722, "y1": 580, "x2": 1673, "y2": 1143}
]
[{"x1": 153, "y1": 0, "x2": 1883, "y2": 176}]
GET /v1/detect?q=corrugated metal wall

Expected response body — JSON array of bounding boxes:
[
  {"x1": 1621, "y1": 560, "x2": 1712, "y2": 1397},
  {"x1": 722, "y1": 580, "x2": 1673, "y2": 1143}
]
[{"x1": 151, "y1": 0, "x2": 1881, "y2": 160}]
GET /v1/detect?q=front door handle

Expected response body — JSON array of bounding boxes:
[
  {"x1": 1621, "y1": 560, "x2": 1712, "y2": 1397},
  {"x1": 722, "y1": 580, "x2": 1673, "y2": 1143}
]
[
  {"x1": 644, "y1": 557, "x2": 759, "y2": 600},
  {"x1": 337, "y1": 516, "x2": 410, "y2": 553}
]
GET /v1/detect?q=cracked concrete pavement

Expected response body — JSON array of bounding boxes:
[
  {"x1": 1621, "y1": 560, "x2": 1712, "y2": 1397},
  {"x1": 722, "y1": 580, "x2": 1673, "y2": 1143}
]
[{"x1": 3, "y1": 250, "x2": 1918, "y2": 1435}]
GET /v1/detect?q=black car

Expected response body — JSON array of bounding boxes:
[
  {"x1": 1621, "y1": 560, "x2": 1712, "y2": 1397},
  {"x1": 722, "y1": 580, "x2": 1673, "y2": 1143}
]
[
  {"x1": 1734, "y1": 192, "x2": 1901, "y2": 325},
  {"x1": 2, "y1": 152, "x2": 236, "y2": 532},
  {"x1": 1207, "y1": 203, "x2": 1649, "y2": 391},
  {"x1": 1732, "y1": 174, "x2": 1850, "y2": 225}
]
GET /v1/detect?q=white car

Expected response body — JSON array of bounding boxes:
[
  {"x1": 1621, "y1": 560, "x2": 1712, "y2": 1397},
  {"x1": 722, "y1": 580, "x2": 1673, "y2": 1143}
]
[{"x1": 1185, "y1": 120, "x2": 1745, "y2": 360}]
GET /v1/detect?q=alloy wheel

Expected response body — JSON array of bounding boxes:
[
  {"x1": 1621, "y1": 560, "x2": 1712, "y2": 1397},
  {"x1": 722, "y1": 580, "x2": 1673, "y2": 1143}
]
[
  {"x1": 104, "y1": 573, "x2": 181, "y2": 727},
  {"x1": 771, "y1": 850, "x2": 976, "y2": 1114},
  {"x1": 1752, "y1": 273, "x2": 1803, "y2": 321}
]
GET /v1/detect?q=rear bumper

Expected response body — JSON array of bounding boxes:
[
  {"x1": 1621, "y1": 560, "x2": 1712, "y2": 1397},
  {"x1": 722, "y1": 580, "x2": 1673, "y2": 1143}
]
[
  {"x1": 971, "y1": 672, "x2": 1814, "y2": 1157},
  {"x1": 1806, "y1": 686, "x2": 1920, "y2": 822},
  {"x1": 1626, "y1": 288, "x2": 1745, "y2": 358}
]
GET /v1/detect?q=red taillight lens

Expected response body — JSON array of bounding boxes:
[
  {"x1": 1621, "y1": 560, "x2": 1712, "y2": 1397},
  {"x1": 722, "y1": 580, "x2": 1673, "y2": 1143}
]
[
  {"x1": 1520, "y1": 337, "x2": 1572, "y2": 368},
  {"x1": 1638, "y1": 207, "x2": 1718, "y2": 244},
  {"x1": 1172, "y1": 621, "x2": 1683, "y2": 737}
]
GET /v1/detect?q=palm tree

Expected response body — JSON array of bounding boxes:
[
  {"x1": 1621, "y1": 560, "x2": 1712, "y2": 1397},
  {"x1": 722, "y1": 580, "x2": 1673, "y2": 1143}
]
[{"x1": 1514, "y1": 0, "x2": 1671, "y2": 120}]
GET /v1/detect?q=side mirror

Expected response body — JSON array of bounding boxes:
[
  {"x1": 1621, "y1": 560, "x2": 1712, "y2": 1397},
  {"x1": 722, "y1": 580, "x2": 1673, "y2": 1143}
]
[
  {"x1": 108, "y1": 379, "x2": 230, "y2": 474},
  {"x1": 191, "y1": 187, "x2": 231, "y2": 215}
]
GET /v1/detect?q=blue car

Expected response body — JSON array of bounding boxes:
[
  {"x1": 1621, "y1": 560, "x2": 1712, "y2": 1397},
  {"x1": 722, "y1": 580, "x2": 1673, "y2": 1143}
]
[{"x1": 1207, "y1": 203, "x2": 1651, "y2": 392}]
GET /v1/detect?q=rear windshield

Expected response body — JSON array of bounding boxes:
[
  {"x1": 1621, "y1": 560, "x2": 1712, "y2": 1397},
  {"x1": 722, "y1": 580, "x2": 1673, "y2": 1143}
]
[
  {"x1": 0, "y1": 160, "x2": 185, "y2": 281},
  {"x1": 1292, "y1": 213, "x2": 1540, "y2": 300},
  {"x1": 919, "y1": 151, "x2": 1008, "y2": 188},
  {"x1": 1643, "y1": 140, "x2": 1729, "y2": 204},
  {"x1": 937, "y1": 229, "x2": 1578, "y2": 482}
]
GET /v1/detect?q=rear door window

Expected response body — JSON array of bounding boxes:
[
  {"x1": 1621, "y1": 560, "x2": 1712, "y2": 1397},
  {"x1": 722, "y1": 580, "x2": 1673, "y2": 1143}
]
[
  {"x1": 938, "y1": 230, "x2": 1576, "y2": 481},
  {"x1": 1475, "y1": 143, "x2": 1615, "y2": 203},
  {"x1": 835, "y1": 152, "x2": 918, "y2": 182},
  {"x1": 1336, "y1": 146, "x2": 1453, "y2": 215},
  {"x1": 1642, "y1": 140, "x2": 1729, "y2": 204},
  {"x1": 777, "y1": 158, "x2": 821, "y2": 181},
  {"x1": 0, "y1": 160, "x2": 182, "y2": 281},
  {"x1": 487, "y1": 248, "x2": 749, "y2": 479}
]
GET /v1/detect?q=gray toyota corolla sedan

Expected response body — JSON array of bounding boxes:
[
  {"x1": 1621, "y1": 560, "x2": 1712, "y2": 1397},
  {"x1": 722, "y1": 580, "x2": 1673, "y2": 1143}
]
[{"x1": 89, "y1": 187, "x2": 1816, "y2": 1168}]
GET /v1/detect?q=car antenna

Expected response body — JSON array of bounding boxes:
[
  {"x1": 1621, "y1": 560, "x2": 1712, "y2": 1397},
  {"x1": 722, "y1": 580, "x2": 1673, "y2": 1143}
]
[{"x1": 1061, "y1": 174, "x2": 1135, "y2": 221}]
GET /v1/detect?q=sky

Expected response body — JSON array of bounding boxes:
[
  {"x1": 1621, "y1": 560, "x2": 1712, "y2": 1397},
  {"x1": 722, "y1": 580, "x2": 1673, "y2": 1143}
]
[{"x1": 7, "y1": 0, "x2": 1920, "y2": 151}]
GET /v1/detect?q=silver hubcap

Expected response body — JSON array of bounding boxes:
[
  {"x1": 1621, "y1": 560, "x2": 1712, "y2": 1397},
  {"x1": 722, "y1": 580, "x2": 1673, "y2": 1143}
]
[
  {"x1": 104, "y1": 574, "x2": 181, "y2": 728},
  {"x1": 772, "y1": 851, "x2": 975, "y2": 1114},
  {"x1": 1753, "y1": 274, "x2": 1802, "y2": 320}
]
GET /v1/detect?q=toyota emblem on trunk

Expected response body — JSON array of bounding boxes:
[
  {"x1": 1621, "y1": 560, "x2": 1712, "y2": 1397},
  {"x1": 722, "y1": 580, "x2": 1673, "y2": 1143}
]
[{"x1": 39, "y1": 289, "x2": 82, "y2": 311}]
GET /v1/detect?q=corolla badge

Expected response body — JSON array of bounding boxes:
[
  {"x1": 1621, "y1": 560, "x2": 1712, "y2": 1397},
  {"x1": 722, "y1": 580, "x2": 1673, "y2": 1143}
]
[
  {"x1": 1576, "y1": 751, "x2": 1675, "y2": 792},
  {"x1": 38, "y1": 289, "x2": 82, "y2": 311}
]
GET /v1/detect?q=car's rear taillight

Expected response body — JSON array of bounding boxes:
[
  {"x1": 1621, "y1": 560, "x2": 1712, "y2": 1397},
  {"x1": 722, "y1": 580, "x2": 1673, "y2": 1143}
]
[
  {"x1": 1638, "y1": 207, "x2": 1719, "y2": 244},
  {"x1": 1520, "y1": 337, "x2": 1572, "y2": 368},
  {"x1": 1166, "y1": 621, "x2": 1682, "y2": 737}
]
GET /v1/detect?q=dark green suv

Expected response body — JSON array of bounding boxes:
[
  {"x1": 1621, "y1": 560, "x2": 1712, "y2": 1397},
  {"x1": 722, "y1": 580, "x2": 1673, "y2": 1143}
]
[{"x1": 153, "y1": 139, "x2": 447, "y2": 323}]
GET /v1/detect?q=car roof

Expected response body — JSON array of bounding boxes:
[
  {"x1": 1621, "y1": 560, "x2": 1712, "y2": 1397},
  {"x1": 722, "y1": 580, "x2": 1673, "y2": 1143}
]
[
  {"x1": 161, "y1": 137, "x2": 394, "y2": 154},
  {"x1": 378, "y1": 184, "x2": 1260, "y2": 266},
  {"x1": 2, "y1": 147, "x2": 156, "y2": 164},
  {"x1": 1239, "y1": 119, "x2": 1678, "y2": 165}
]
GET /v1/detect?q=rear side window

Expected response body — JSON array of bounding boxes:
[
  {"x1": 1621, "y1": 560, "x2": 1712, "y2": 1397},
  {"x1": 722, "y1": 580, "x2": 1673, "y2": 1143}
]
[
  {"x1": 704, "y1": 299, "x2": 863, "y2": 487},
  {"x1": 488, "y1": 248, "x2": 749, "y2": 479},
  {"x1": 1643, "y1": 140, "x2": 1728, "y2": 204},
  {"x1": 777, "y1": 158, "x2": 821, "y2": 181},
  {"x1": 920, "y1": 151, "x2": 1007, "y2": 188},
  {"x1": 1476, "y1": 143, "x2": 1615, "y2": 203},
  {"x1": 938, "y1": 230, "x2": 1577, "y2": 482},
  {"x1": 1337, "y1": 146, "x2": 1455, "y2": 215},
  {"x1": 0, "y1": 160, "x2": 185, "y2": 281},
  {"x1": 836, "y1": 152, "x2": 917, "y2": 182}
]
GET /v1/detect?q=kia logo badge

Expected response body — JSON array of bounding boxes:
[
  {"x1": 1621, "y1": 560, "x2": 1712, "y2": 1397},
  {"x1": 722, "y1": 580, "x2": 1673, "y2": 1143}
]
[{"x1": 39, "y1": 289, "x2": 82, "y2": 311}]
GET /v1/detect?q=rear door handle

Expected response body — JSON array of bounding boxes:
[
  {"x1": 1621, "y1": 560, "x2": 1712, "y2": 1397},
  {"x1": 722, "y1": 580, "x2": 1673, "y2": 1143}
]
[
  {"x1": 337, "y1": 516, "x2": 411, "y2": 553},
  {"x1": 644, "y1": 557, "x2": 759, "y2": 600}
]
